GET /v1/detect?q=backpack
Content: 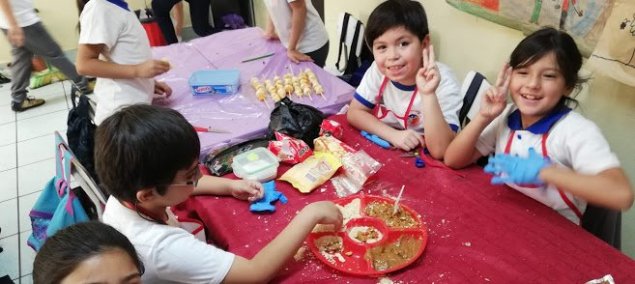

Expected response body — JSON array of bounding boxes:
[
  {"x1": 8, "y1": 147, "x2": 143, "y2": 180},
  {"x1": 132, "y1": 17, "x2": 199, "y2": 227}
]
[
  {"x1": 334, "y1": 12, "x2": 374, "y2": 87},
  {"x1": 27, "y1": 134, "x2": 90, "y2": 251},
  {"x1": 67, "y1": 95, "x2": 98, "y2": 183}
]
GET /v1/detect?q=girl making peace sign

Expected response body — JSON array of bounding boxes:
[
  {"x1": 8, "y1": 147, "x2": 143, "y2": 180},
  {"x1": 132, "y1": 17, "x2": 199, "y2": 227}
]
[{"x1": 444, "y1": 27, "x2": 633, "y2": 224}]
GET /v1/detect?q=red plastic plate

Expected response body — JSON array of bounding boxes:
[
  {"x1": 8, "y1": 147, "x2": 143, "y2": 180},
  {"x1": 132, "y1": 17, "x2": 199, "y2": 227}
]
[{"x1": 307, "y1": 195, "x2": 428, "y2": 276}]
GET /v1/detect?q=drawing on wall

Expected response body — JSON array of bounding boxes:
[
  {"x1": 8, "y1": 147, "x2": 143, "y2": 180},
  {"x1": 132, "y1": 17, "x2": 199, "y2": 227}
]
[
  {"x1": 587, "y1": 0, "x2": 635, "y2": 86},
  {"x1": 446, "y1": 0, "x2": 615, "y2": 56}
]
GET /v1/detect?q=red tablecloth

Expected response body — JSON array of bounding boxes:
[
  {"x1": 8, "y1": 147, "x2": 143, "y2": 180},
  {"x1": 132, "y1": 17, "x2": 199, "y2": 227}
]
[{"x1": 174, "y1": 115, "x2": 635, "y2": 283}]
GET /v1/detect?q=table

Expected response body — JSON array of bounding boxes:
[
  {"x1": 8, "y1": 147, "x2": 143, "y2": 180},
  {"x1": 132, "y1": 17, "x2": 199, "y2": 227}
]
[
  {"x1": 151, "y1": 28, "x2": 355, "y2": 155},
  {"x1": 173, "y1": 115, "x2": 635, "y2": 283}
]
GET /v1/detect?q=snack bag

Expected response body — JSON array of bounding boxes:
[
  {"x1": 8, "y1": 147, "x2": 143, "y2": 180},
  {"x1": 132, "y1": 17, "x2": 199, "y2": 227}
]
[
  {"x1": 319, "y1": 119, "x2": 344, "y2": 139},
  {"x1": 313, "y1": 135, "x2": 355, "y2": 160},
  {"x1": 332, "y1": 150, "x2": 382, "y2": 197},
  {"x1": 268, "y1": 132, "x2": 312, "y2": 164},
  {"x1": 279, "y1": 152, "x2": 342, "y2": 193}
]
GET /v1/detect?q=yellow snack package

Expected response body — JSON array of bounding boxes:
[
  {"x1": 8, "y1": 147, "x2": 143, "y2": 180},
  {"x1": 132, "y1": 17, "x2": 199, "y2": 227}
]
[{"x1": 279, "y1": 152, "x2": 342, "y2": 193}]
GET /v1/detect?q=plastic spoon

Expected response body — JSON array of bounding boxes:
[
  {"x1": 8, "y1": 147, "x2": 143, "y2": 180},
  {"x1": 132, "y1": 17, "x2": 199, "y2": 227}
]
[{"x1": 393, "y1": 185, "x2": 405, "y2": 215}]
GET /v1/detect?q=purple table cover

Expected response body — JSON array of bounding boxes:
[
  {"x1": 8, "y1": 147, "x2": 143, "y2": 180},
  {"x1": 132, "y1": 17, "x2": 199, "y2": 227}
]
[{"x1": 152, "y1": 27, "x2": 355, "y2": 156}]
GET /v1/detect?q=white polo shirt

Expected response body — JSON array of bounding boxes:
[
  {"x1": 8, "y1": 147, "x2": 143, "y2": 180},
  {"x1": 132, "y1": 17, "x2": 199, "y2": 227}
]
[
  {"x1": 354, "y1": 61, "x2": 462, "y2": 133},
  {"x1": 103, "y1": 197, "x2": 235, "y2": 283},
  {"x1": 476, "y1": 105, "x2": 621, "y2": 223},
  {"x1": 263, "y1": 0, "x2": 328, "y2": 53},
  {"x1": 79, "y1": 0, "x2": 154, "y2": 125},
  {"x1": 0, "y1": 0, "x2": 39, "y2": 28}
]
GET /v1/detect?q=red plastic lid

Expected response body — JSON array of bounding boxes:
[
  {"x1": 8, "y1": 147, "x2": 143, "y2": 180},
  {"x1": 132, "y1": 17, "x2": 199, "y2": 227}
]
[{"x1": 307, "y1": 195, "x2": 428, "y2": 276}]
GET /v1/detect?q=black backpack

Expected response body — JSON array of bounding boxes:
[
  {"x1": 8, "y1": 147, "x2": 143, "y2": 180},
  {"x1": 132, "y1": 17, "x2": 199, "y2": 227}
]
[{"x1": 67, "y1": 95, "x2": 98, "y2": 183}]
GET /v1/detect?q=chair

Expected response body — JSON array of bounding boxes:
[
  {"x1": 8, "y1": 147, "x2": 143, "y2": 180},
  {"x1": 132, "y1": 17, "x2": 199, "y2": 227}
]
[
  {"x1": 581, "y1": 204, "x2": 621, "y2": 249},
  {"x1": 54, "y1": 131, "x2": 108, "y2": 220},
  {"x1": 458, "y1": 71, "x2": 490, "y2": 127}
]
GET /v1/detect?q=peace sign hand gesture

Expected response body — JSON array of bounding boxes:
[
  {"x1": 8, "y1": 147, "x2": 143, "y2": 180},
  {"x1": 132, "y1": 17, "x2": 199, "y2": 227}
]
[
  {"x1": 416, "y1": 45, "x2": 441, "y2": 96},
  {"x1": 479, "y1": 63, "x2": 512, "y2": 120}
]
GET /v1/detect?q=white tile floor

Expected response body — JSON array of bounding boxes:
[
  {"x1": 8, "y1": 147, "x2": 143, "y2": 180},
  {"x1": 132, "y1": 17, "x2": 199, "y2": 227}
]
[{"x1": 0, "y1": 80, "x2": 74, "y2": 283}]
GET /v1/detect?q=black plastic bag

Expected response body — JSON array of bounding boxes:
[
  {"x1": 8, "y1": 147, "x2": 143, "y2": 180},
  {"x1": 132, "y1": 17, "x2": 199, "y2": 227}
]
[{"x1": 268, "y1": 97, "x2": 324, "y2": 148}]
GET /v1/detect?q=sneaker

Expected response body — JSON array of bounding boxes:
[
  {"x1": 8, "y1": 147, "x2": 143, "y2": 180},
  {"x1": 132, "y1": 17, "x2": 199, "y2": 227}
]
[{"x1": 11, "y1": 97, "x2": 45, "y2": 112}]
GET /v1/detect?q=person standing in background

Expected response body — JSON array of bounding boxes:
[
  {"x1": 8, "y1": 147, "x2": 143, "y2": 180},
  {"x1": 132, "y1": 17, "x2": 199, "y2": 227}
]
[
  {"x1": 0, "y1": 0, "x2": 89, "y2": 112},
  {"x1": 263, "y1": 0, "x2": 329, "y2": 67},
  {"x1": 153, "y1": 0, "x2": 216, "y2": 44}
]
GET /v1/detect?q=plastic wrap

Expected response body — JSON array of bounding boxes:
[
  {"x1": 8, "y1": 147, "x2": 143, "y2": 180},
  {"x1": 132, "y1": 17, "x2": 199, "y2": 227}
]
[{"x1": 332, "y1": 151, "x2": 383, "y2": 197}]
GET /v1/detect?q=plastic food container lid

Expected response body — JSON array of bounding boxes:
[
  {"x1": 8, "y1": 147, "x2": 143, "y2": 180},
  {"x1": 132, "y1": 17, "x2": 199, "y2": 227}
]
[
  {"x1": 189, "y1": 69, "x2": 240, "y2": 96},
  {"x1": 232, "y1": 148, "x2": 279, "y2": 181}
]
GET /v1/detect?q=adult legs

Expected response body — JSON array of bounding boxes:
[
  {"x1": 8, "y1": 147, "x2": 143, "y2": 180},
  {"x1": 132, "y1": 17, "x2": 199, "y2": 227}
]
[
  {"x1": 6, "y1": 34, "x2": 33, "y2": 106},
  {"x1": 152, "y1": 0, "x2": 181, "y2": 44},
  {"x1": 24, "y1": 23, "x2": 88, "y2": 92},
  {"x1": 186, "y1": 0, "x2": 214, "y2": 37}
]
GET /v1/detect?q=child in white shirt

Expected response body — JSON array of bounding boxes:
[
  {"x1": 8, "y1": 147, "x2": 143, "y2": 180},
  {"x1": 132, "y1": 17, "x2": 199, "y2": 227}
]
[
  {"x1": 444, "y1": 27, "x2": 633, "y2": 224},
  {"x1": 346, "y1": 0, "x2": 462, "y2": 159},
  {"x1": 76, "y1": 0, "x2": 171, "y2": 125},
  {"x1": 263, "y1": 0, "x2": 329, "y2": 67},
  {"x1": 95, "y1": 104, "x2": 343, "y2": 283}
]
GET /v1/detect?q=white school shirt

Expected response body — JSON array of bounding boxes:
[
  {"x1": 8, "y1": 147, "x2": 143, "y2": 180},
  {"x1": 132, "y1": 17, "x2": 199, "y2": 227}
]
[
  {"x1": 476, "y1": 105, "x2": 621, "y2": 224},
  {"x1": 103, "y1": 197, "x2": 235, "y2": 284},
  {"x1": 354, "y1": 61, "x2": 462, "y2": 133},
  {"x1": 0, "y1": 0, "x2": 39, "y2": 28},
  {"x1": 79, "y1": 0, "x2": 154, "y2": 125},
  {"x1": 263, "y1": 0, "x2": 328, "y2": 53}
]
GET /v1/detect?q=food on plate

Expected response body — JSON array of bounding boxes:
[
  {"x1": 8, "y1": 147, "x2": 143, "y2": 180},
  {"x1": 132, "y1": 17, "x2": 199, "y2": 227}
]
[
  {"x1": 348, "y1": 226, "x2": 383, "y2": 244},
  {"x1": 365, "y1": 236, "x2": 423, "y2": 271},
  {"x1": 365, "y1": 201, "x2": 418, "y2": 229}
]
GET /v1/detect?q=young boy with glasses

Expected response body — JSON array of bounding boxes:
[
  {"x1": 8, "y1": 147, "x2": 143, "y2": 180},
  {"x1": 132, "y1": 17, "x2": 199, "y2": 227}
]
[{"x1": 95, "y1": 104, "x2": 343, "y2": 283}]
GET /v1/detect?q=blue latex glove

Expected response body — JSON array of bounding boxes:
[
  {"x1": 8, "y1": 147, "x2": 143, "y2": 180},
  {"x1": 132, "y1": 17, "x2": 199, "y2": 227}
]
[
  {"x1": 484, "y1": 147, "x2": 551, "y2": 185},
  {"x1": 361, "y1": 130, "x2": 391, "y2": 149},
  {"x1": 250, "y1": 181, "x2": 288, "y2": 213}
]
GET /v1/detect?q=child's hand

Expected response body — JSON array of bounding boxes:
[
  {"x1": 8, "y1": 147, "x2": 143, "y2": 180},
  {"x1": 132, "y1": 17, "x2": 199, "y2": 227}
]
[
  {"x1": 263, "y1": 30, "x2": 279, "y2": 41},
  {"x1": 416, "y1": 45, "x2": 440, "y2": 96},
  {"x1": 153, "y1": 81, "x2": 172, "y2": 100},
  {"x1": 479, "y1": 63, "x2": 511, "y2": 120},
  {"x1": 305, "y1": 201, "x2": 343, "y2": 230},
  {"x1": 135, "y1": 59, "x2": 171, "y2": 78},
  {"x1": 230, "y1": 180, "x2": 264, "y2": 202},
  {"x1": 484, "y1": 148, "x2": 551, "y2": 185},
  {"x1": 7, "y1": 26, "x2": 25, "y2": 47},
  {"x1": 390, "y1": 129, "x2": 425, "y2": 151},
  {"x1": 287, "y1": 49, "x2": 313, "y2": 64}
]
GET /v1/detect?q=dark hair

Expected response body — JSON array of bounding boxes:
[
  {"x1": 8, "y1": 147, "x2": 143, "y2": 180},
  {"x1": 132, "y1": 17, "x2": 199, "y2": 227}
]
[
  {"x1": 365, "y1": 0, "x2": 429, "y2": 48},
  {"x1": 95, "y1": 104, "x2": 200, "y2": 203},
  {"x1": 33, "y1": 221, "x2": 143, "y2": 284},
  {"x1": 510, "y1": 27, "x2": 585, "y2": 109},
  {"x1": 76, "y1": 0, "x2": 90, "y2": 31}
]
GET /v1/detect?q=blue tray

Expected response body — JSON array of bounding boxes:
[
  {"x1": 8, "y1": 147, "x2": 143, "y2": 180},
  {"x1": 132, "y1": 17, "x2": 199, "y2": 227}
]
[{"x1": 189, "y1": 69, "x2": 240, "y2": 96}]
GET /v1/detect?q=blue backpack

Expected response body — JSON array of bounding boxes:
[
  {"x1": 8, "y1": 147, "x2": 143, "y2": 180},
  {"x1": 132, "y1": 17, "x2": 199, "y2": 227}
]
[{"x1": 27, "y1": 133, "x2": 90, "y2": 251}]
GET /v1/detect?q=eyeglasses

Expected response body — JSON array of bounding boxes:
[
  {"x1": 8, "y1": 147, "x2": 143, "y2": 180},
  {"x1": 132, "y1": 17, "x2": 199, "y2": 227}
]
[{"x1": 167, "y1": 166, "x2": 202, "y2": 188}]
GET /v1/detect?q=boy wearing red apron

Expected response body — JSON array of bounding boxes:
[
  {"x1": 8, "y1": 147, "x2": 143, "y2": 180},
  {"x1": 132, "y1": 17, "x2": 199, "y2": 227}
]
[{"x1": 347, "y1": 0, "x2": 461, "y2": 159}]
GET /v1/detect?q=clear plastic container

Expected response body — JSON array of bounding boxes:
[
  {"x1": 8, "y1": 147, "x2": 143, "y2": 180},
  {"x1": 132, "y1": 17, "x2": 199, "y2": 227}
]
[
  {"x1": 232, "y1": 147, "x2": 279, "y2": 181},
  {"x1": 189, "y1": 69, "x2": 240, "y2": 96}
]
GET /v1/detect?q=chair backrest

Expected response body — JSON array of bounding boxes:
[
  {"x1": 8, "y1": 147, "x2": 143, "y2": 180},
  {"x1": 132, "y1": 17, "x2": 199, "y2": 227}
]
[
  {"x1": 335, "y1": 12, "x2": 366, "y2": 74},
  {"x1": 54, "y1": 131, "x2": 107, "y2": 220},
  {"x1": 459, "y1": 71, "x2": 491, "y2": 127},
  {"x1": 581, "y1": 204, "x2": 622, "y2": 249}
]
